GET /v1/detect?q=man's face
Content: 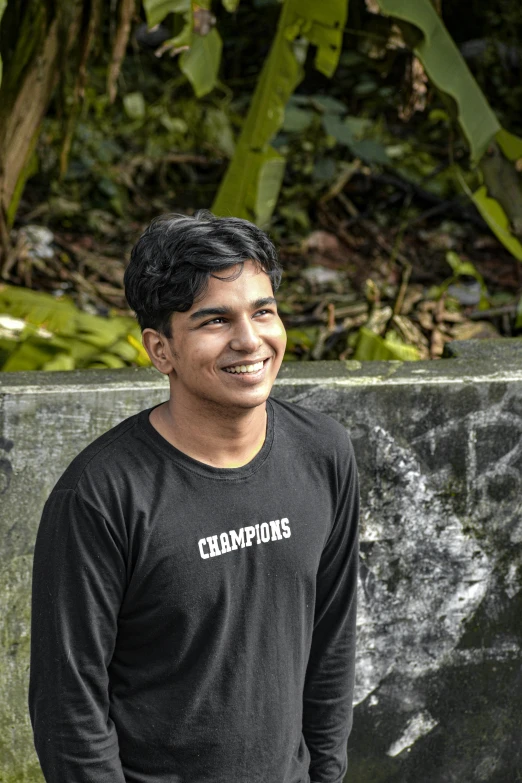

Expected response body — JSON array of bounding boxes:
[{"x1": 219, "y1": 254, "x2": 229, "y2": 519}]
[{"x1": 165, "y1": 261, "x2": 287, "y2": 413}]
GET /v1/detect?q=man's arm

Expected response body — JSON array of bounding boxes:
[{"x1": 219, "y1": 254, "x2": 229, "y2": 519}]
[
  {"x1": 302, "y1": 439, "x2": 359, "y2": 783},
  {"x1": 29, "y1": 488, "x2": 127, "y2": 783}
]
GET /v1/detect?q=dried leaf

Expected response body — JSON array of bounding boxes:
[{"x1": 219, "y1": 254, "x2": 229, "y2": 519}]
[
  {"x1": 430, "y1": 326, "x2": 445, "y2": 358},
  {"x1": 450, "y1": 321, "x2": 500, "y2": 341},
  {"x1": 392, "y1": 314, "x2": 429, "y2": 349},
  {"x1": 417, "y1": 310, "x2": 434, "y2": 331},
  {"x1": 399, "y1": 284, "x2": 423, "y2": 315}
]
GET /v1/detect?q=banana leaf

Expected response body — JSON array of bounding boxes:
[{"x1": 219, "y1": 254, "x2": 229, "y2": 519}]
[
  {"x1": 2, "y1": 337, "x2": 65, "y2": 372},
  {"x1": 375, "y1": 0, "x2": 499, "y2": 165},
  {"x1": 354, "y1": 327, "x2": 420, "y2": 362},
  {"x1": 42, "y1": 353, "x2": 76, "y2": 372},
  {"x1": 0, "y1": 284, "x2": 150, "y2": 372},
  {"x1": 375, "y1": 0, "x2": 522, "y2": 261},
  {"x1": 212, "y1": 0, "x2": 348, "y2": 225},
  {"x1": 89, "y1": 352, "x2": 127, "y2": 369}
]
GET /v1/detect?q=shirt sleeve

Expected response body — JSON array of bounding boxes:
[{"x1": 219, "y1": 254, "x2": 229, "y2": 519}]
[
  {"x1": 28, "y1": 488, "x2": 127, "y2": 783},
  {"x1": 302, "y1": 436, "x2": 360, "y2": 783}
]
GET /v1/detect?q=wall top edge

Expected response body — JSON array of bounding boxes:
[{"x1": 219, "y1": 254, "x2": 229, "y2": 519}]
[{"x1": 0, "y1": 359, "x2": 521, "y2": 396}]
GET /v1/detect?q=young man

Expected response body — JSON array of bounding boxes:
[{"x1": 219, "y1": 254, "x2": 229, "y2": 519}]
[{"x1": 29, "y1": 212, "x2": 359, "y2": 783}]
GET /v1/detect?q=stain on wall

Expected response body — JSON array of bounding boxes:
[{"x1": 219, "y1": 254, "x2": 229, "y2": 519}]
[{"x1": 0, "y1": 435, "x2": 13, "y2": 495}]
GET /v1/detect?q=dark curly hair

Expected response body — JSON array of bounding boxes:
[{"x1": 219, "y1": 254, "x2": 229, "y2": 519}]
[{"x1": 124, "y1": 210, "x2": 283, "y2": 337}]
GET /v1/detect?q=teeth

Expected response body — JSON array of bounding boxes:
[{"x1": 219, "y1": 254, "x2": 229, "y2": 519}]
[{"x1": 224, "y1": 360, "x2": 264, "y2": 374}]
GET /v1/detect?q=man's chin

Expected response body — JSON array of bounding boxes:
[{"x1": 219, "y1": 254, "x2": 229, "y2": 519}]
[
  {"x1": 214, "y1": 384, "x2": 272, "y2": 412},
  {"x1": 226, "y1": 392, "x2": 270, "y2": 410}
]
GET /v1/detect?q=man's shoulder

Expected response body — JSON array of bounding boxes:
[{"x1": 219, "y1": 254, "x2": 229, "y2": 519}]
[
  {"x1": 270, "y1": 396, "x2": 353, "y2": 457},
  {"x1": 53, "y1": 407, "x2": 148, "y2": 497}
]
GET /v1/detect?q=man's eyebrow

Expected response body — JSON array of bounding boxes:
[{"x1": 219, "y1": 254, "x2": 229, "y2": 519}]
[
  {"x1": 189, "y1": 297, "x2": 277, "y2": 322},
  {"x1": 189, "y1": 305, "x2": 232, "y2": 321},
  {"x1": 252, "y1": 297, "x2": 277, "y2": 309}
]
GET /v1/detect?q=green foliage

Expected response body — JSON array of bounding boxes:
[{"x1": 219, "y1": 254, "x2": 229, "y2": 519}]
[
  {"x1": 353, "y1": 327, "x2": 420, "y2": 361},
  {"x1": 427, "y1": 251, "x2": 490, "y2": 307},
  {"x1": 0, "y1": 285, "x2": 151, "y2": 371},
  {"x1": 37, "y1": 68, "x2": 237, "y2": 227},
  {"x1": 221, "y1": 0, "x2": 240, "y2": 11},
  {"x1": 321, "y1": 108, "x2": 389, "y2": 165},
  {"x1": 474, "y1": 130, "x2": 522, "y2": 259},
  {"x1": 377, "y1": 0, "x2": 522, "y2": 260},
  {"x1": 285, "y1": 327, "x2": 319, "y2": 360},
  {"x1": 212, "y1": 0, "x2": 348, "y2": 226},
  {"x1": 471, "y1": 186, "x2": 522, "y2": 262},
  {"x1": 474, "y1": 1, "x2": 522, "y2": 125},
  {"x1": 5, "y1": 0, "x2": 522, "y2": 268},
  {"x1": 123, "y1": 92, "x2": 146, "y2": 121},
  {"x1": 376, "y1": 0, "x2": 500, "y2": 165},
  {"x1": 144, "y1": 0, "x2": 191, "y2": 29},
  {"x1": 142, "y1": 0, "x2": 228, "y2": 98},
  {"x1": 375, "y1": 0, "x2": 522, "y2": 261},
  {"x1": 179, "y1": 27, "x2": 223, "y2": 98},
  {"x1": 3, "y1": 0, "x2": 522, "y2": 384}
]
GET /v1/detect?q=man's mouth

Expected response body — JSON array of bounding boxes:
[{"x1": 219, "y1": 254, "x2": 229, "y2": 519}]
[{"x1": 223, "y1": 359, "x2": 268, "y2": 374}]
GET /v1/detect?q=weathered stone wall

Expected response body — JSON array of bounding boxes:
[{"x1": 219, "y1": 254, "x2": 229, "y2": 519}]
[{"x1": 1, "y1": 356, "x2": 521, "y2": 782}]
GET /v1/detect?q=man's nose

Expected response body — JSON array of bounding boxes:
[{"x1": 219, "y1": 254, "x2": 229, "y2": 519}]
[{"x1": 229, "y1": 318, "x2": 262, "y2": 353}]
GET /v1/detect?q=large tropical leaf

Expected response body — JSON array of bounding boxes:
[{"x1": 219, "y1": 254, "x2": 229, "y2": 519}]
[
  {"x1": 354, "y1": 327, "x2": 420, "y2": 362},
  {"x1": 254, "y1": 148, "x2": 287, "y2": 228},
  {"x1": 0, "y1": 285, "x2": 150, "y2": 371},
  {"x1": 375, "y1": 0, "x2": 522, "y2": 261},
  {"x1": 212, "y1": 0, "x2": 348, "y2": 225},
  {"x1": 375, "y1": 0, "x2": 500, "y2": 165}
]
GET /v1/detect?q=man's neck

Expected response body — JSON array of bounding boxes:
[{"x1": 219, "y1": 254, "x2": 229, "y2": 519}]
[{"x1": 149, "y1": 398, "x2": 268, "y2": 468}]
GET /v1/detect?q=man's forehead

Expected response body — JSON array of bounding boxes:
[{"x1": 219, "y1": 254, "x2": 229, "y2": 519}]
[{"x1": 194, "y1": 262, "x2": 271, "y2": 300}]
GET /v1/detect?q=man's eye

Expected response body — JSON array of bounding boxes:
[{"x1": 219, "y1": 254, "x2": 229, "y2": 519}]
[
  {"x1": 205, "y1": 318, "x2": 226, "y2": 326},
  {"x1": 255, "y1": 309, "x2": 274, "y2": 317}
]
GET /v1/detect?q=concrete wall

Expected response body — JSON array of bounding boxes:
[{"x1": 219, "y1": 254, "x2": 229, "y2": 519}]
[{"x1": 1, "y1": 354, "x2": 521, "y2": 782}]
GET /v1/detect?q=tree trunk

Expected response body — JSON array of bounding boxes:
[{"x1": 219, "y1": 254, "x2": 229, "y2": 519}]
[{"x1": 0, "y1": 0, "x2": 82, "y2": 250}]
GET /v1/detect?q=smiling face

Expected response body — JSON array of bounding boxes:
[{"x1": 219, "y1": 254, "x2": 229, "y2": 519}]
[{"x1": 148, "y1": 260, "x2": 287, "y2": 415}]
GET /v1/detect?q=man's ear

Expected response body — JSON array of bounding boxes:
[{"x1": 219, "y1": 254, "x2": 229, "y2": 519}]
[{"x1": 142, "y1": 328, "x2": 176, "y2": 375}]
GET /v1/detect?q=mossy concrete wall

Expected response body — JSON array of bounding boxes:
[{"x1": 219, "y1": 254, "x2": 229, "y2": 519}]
[{"x1": 1, "y1": 356, "x2": 521, "y2": 782}]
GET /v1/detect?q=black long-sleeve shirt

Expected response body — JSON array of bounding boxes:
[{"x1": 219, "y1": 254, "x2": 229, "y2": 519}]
[{"x1": 29, "y1": 397, "x2": 359, "y2": 783}]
